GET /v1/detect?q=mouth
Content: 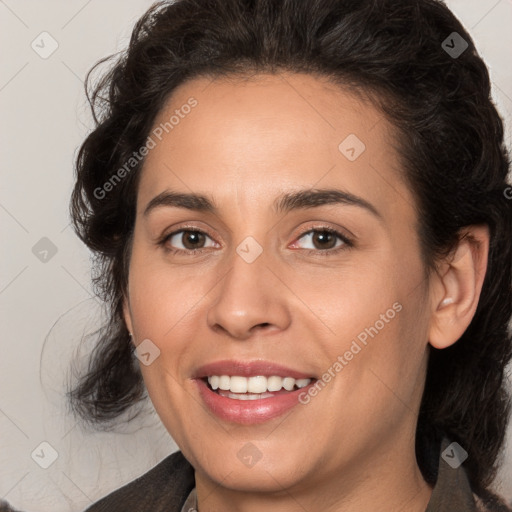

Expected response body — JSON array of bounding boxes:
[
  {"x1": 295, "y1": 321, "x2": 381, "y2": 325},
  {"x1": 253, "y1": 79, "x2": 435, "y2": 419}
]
[
  {"x1": 193, "y1": 361, "x2": 317, "y2": 424},
  {"x1": 203, "y1": 375, "x2": 313, "y2": 400}
]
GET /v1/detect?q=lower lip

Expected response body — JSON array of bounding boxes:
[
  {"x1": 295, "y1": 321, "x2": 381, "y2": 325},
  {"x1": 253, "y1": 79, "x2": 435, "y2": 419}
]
[{"x1": 195, "y1": 378, "x2": 315, "y2": 424}]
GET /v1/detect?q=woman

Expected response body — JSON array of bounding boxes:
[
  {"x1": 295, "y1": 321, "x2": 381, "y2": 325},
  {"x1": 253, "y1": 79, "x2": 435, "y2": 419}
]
[{"x1": 68, "y1": 0, "x2": 512, "y2": 510}]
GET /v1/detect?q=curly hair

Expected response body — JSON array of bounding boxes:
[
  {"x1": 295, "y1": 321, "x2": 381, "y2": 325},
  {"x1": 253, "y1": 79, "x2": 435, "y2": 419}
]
[{"x1": 69, "y1": 0, "x2": 512, "y2": 507}]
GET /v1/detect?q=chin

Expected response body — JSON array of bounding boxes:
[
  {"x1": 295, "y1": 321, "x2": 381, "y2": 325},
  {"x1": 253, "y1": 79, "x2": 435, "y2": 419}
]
[{"x1": 199, "y1": 459, "x2": 307, "y2": 494}]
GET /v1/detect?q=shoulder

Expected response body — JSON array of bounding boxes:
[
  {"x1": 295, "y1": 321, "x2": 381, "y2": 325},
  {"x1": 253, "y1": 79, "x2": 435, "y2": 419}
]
[
  {"x1": 85, "y1": 450, "x2": 195, "y2": 512},
  {"x1": 474, "y1": 492, "x2": 512, "y2": 512},
  {"x1": 427, "y1": 436, "x2": 512, "y2": 512}
]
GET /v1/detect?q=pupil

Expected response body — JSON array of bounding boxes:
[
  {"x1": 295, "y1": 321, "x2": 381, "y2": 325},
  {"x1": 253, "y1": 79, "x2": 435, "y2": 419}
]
[
  {"x1": 314, "y1": 231, "x2": 335, "y2": 249},
  {"x1": 183, "y1": 231, "x2": 205, "y2": 249}
]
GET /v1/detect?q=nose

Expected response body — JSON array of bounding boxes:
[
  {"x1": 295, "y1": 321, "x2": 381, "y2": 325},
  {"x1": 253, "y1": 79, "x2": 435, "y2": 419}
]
[{"x1": 206, "y1": 249, "x2": 292, "y2": 340}]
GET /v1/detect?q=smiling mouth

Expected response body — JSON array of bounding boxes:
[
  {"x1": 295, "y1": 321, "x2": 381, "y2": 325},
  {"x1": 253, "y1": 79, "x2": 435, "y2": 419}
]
[{"x1": 203, "y1": 375, "x2": 314, "y2": 400}]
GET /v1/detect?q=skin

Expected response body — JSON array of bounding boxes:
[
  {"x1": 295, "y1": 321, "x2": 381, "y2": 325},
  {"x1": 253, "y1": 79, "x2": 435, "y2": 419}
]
[{"x1": 123, "y1": 72, "x2": 489, "y2": 512}]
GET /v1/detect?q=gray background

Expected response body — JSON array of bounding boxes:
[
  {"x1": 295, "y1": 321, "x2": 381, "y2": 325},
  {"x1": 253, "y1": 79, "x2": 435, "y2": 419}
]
[{"x1": 1, "y1": 1, "x2": 511, "y2": 510}]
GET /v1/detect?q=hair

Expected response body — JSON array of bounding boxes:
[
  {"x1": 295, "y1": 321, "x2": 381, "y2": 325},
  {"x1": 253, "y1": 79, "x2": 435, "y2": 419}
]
[{"x1": 69, "y1": 0, "x2": 512, "y2": 507}]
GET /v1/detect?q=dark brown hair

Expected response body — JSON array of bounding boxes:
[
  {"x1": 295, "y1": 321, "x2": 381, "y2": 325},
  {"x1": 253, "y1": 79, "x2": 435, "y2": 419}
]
[{"x1": 69, "y1": 0, "x2": 512, "y2": 507}]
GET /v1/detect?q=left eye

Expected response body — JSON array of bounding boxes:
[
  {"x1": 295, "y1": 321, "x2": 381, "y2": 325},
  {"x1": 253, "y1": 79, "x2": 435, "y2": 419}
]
[
  {"x1": 293, "y1": 229, "x2": 348, "y2": 251},
  {"x1": 166, "y1": 230, "x2": 216, "y2": 251}
]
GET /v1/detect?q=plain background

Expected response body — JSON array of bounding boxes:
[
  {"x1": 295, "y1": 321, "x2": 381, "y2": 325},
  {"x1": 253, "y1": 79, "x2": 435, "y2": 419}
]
[{"x1": 0, "y1": 1, "x2": 511, "y2": 510}]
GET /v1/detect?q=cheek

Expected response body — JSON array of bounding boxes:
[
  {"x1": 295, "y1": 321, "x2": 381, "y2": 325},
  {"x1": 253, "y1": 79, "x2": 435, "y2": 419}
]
[
  {"x1": 292, "y1": 257, "x2": 402, "y2": 342},
  {"x1": 126, "y1": 249, "x2": 211, "y2": 404},
  {"x1": 350, "y1": 281, "x2": 430, "y2": 421},
  {"x1": 127, "y1": 248, "x2": 214, "y2": 340},
  {"x1": 315, "y1": 252, "x2": 429, "y2": 409}
]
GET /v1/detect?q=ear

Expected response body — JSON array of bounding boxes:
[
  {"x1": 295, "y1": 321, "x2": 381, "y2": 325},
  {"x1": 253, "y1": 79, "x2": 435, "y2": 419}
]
[{"x1": 428, "y1": 224, "x2": 489, "y2": 349}]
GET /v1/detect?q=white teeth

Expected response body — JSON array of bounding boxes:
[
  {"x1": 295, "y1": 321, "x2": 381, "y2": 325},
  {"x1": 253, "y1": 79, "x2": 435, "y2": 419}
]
[
  {"x1": 218, "y1": 375, "x2": 231, "y2": 390},
  {"x1": 295, "y1": 378, "x2": 310, "y2": 389},
  {"x1": 218, "y1": 390, "x2": 275, "y2": 400},
  {"x1": 206, "y1": 375, "x2": 312, "y2": 394},
  {"x1": 248, "y1": 376, "x2": 267, "y2": 393},
  {"x1": 267, "y1": 376, "x2": 283, "y2": 392},
  {"x1": 209, "y1": 375, "x2": 219, "y2": 390},
  {"x1": 282, "y1": 377, "x2": 295, "y2": 391},
  {"x1": 230, "y1": 376, "x2": 247, "y2": 393}
]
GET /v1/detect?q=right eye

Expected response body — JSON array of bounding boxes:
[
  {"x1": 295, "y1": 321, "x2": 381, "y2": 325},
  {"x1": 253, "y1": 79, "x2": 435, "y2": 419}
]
[{"x1": 159, "y1": 229, "x2": 218, "y2": 255}]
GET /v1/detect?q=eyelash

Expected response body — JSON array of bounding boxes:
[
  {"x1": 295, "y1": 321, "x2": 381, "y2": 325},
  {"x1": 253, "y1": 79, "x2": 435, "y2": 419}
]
[{"x1": 157, "y1": 225, "x2": 353, "y2": 257}]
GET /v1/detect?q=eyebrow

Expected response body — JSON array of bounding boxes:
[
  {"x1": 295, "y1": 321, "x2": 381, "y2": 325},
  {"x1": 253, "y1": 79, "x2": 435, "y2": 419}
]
[{"x1": 143, "y1": 188, "x2": 382, "y2": 220}]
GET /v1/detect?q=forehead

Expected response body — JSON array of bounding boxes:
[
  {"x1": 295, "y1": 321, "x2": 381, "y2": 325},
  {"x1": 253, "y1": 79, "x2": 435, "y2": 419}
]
[{"x1": 137, "y1": 72, "x2": 413, "y2": 221}]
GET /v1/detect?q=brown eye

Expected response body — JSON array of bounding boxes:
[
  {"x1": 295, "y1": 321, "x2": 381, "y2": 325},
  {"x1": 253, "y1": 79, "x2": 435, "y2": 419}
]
[
  {"x1": 163, "y1": 229, "x2": 216, "y2": 253},
  {"x1": 295, "y1": 228, "x2": 348, "y2": 251},
  {"x1": 180, "y1": 230, "x2": 206, "y2": 249},
  {"x1": 310, "y1": 230, "x2": 338, "y2": 250}
]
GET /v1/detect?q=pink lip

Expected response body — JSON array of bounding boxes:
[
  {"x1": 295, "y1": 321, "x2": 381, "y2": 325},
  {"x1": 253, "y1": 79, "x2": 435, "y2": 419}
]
[
  {"x1": 193, "y1": 359, "x2": 315, "y2": 379},
  {"x1": 195, "y1": 378, "x2": 316, "y2": 425},
  {"x1": 192, "y1": 360, "x2": 316, "y2": 425}
]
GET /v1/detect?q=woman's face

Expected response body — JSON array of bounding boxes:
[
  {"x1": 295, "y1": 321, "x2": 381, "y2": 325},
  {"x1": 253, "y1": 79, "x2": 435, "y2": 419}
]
[{"x1": 124, "y1": 73, "x2": 433, "y2": 499}]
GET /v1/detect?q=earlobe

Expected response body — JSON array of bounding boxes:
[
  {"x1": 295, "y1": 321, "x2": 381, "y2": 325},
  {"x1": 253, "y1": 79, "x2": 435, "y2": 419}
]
[{"x1": 428, "y1": 224, "x2": 489, "y2": 350}]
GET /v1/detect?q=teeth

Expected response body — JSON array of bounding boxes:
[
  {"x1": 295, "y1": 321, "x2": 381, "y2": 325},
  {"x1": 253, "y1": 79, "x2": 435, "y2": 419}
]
[
  {"x1": 282, "y1": 377, "x2": 295, "y2": 391},
  {"x1": 218, "y1": 390, "x2": 275, "y2": 400},
  {"x1": 295, "y1": 378, "x2": 311, "y2": 388},
  {"x1": 267, "y1": 376, "x2": 283, "y2": 392},
  {"x1": 230, "y1": 376, "x2": 247, "y2": 393},
  {"x1": 209, "y1": 375, "x2": 219, "y2": 390},
  {"x1": 207, "y1": 375, "x2": 312, "y2": 394},
  {"x1": 248, "y1": 376, "x2": 267, "y2": 393},
  {"x1": 218, "y1": 375, "x2": 231, "y2": 390}
]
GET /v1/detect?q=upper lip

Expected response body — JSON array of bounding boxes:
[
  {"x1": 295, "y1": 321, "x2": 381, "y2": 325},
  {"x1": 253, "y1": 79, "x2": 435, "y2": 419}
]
[{"x1": 193, "y1": 360, "x2": 316, "y2": 380}]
